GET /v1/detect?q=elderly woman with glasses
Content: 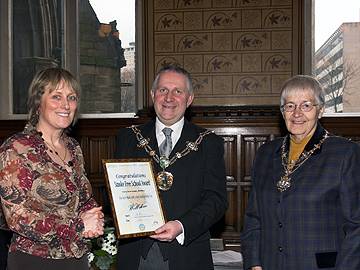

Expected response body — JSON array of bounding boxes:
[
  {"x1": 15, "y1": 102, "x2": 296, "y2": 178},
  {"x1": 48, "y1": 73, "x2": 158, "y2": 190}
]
[{"x1": 240, "y1": 75, "x2": 360, "y2": 270}]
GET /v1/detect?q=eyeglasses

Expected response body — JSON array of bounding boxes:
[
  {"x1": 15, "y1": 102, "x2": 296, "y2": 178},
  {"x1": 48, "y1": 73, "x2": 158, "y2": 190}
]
[{"x1": 281, "y1": 101, "x2": 318, "y2": 112}]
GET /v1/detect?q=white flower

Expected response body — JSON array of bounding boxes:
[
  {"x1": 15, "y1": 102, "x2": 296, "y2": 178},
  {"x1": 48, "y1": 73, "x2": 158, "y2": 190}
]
[
  {"x1": 88, "y1": 252, "x2": 95, "y2": 263},
  {"x1": 90, "y1": 226, "x2": 118, "y2": 268},
  {"x1": 106, "y1": 232, "x2": 116, "y2": 243},
  {"x1": 101, "y1": 242, "x2": 111, "y2": 252},
  {"x1": 108, "y1": 245, "x2": 117, "y2": 256}
]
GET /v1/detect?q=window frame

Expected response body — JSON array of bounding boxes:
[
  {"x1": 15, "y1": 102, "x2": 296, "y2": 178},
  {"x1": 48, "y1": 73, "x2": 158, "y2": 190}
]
[
  {"x1": 0, "y1": 0, "x2": 12, "y2": 120},
  {"x1": 307, "y1": 0, "x2": 360, "y2": 117},
  {"x1": 0, "y1": 0, "x2": 142, "y2": 120}
]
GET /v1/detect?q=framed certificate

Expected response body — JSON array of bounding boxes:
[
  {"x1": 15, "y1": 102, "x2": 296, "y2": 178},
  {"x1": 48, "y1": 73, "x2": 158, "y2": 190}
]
[{"x1": 102, "y1": 159, "x2": 166, "y2": 238}]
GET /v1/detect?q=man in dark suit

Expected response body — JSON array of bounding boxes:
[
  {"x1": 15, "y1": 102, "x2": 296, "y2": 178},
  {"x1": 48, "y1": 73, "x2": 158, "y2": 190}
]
[{"x1": 114, "y1": 65, "x2": 227, "y2": 270}]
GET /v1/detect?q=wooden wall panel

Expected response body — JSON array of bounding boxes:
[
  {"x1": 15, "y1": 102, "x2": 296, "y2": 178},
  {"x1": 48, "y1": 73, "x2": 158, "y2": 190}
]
[
  {"x1": 210, "y1": 125, "x2": 282, "y2": 242},
  {"x1": 80, "y1": 136, "x2": 117, "y2": 214},
  {"x1": 218, "y1": 135, "x2": 239, "y2": 240}
]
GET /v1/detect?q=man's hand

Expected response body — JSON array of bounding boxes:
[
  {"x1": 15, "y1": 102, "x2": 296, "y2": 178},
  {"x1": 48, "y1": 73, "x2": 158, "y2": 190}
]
[
  {"x1": 251, "y1": 267, "x2": 262, "y2": 270},
  {"x1": 150, "y1": 220, "x2": 183, "y2": 242}
]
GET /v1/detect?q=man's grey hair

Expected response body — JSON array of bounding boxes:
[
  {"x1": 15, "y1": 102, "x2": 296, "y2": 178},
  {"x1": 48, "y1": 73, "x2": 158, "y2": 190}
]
[{"x1": 151, "y1": 65, "x2": 193, "y2": 94}]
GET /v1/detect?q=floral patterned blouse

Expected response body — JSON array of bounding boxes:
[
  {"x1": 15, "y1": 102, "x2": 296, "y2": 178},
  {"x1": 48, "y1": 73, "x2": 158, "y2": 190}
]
[{"x1": 0, "y1": 124, "x2": 97, "y2": 259}]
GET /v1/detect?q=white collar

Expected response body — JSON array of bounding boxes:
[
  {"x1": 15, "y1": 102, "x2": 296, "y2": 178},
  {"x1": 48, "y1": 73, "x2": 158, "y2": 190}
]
[{"x1": 155, "y1": 117, "x2": 184, "y2": 146}]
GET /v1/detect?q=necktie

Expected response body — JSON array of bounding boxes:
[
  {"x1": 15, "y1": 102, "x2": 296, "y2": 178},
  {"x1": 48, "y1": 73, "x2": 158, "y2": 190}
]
[{"x1": 159, "y1": 127, "x2": 173, "y2": 158}]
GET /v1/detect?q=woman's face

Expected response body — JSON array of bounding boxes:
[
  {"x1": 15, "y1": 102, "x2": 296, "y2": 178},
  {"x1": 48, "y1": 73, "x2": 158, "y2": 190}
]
[
  {"x1": 37, "y1": 80, "x2": 78, "y2": 132},
  {"x1": 282, "y1": 89, "x2": 324, "y2": 142}
]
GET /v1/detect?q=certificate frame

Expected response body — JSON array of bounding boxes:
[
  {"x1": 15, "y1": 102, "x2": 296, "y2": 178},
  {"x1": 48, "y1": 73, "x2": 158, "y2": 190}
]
[{"x1": 102, "y1": 158, "x2": 166, "y2": 238}]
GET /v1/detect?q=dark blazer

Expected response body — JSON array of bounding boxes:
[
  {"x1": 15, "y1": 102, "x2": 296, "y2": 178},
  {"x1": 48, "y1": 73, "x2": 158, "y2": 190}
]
[
  {"x1": 241, "y1": 124, "x2": 360, "y2": 270},
  {"x1": 114, "y1": 119, "x2": 227, "y2": 270}
]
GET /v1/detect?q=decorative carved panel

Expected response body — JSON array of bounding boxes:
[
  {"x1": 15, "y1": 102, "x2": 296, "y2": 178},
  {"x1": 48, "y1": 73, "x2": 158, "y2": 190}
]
[{"x1": 147, "y1": 0, "x2": 299, "y2": 106}]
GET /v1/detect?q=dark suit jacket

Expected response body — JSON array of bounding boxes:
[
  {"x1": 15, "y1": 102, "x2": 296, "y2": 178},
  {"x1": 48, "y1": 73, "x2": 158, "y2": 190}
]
[
  {"x1": 114, "y1": 119, "x2": 227, "y2": 270},
  {"x1": 241, "y1": 124, "x2": 360, "y2": 270}
]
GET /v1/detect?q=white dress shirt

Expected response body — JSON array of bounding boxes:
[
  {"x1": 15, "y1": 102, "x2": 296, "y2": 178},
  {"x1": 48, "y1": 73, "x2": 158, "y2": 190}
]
[
  {"x1": 155, "y1": 117, "x2": 185, "y2": 245},
  {"x1": 155, "y1": 117, "x2": 184, "y2": 150}
]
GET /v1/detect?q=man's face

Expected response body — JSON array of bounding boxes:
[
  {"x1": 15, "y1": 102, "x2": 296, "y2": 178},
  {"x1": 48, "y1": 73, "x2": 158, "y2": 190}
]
[{"x1": 151, "y1": 71, "x2": 194, "y2": 126}]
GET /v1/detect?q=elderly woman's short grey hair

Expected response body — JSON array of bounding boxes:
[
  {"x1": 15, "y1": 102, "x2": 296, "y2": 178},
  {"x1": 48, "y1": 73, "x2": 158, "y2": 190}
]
[
  {"x1": 151, "y1": 65, "x2": 193, "y2": 94},
  {"x1": 280, "y1": 75, "x2": 325, "y2": 108}
]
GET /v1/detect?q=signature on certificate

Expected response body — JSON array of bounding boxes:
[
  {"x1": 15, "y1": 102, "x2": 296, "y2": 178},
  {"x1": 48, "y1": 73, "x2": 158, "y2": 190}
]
[{"x1": 129, "y1": 203, "x2": 148, "y2": 211}]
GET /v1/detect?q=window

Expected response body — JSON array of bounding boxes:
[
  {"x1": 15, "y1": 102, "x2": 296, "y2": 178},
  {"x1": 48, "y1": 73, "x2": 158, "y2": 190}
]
[
  {"x1": 12, "y1": 0, "x2": 63, "y2": 114},
  {"x1": 79, "y1": 0, "x2": 136, "y2": 114},
  {"x1": 313, "y1": 0, "x2": 360, "y2": 114},
  {"x1": 0, "y1": 0, "x2": 139, "y2": 119}
]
